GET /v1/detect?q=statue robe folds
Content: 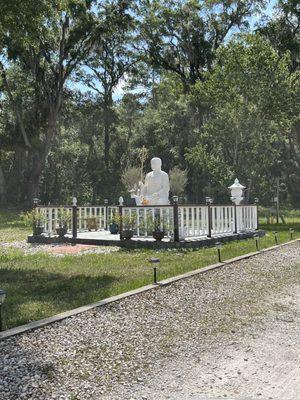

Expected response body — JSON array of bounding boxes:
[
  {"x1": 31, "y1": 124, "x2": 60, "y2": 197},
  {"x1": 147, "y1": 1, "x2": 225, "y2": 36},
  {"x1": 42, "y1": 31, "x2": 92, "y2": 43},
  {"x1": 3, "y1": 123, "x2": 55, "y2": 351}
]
[
  {"x1": 129, "y1": 157, "x2": 170, "y2": 205},
  {"x1": 141, "y1": 170, "x2": 170, "y2": 205}
]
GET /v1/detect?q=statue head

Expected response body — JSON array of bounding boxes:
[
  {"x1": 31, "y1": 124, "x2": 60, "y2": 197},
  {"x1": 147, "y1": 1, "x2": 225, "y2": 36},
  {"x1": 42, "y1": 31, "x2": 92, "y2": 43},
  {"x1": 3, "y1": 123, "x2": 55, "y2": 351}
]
[{"x1": 151, "y1": 157, "x2": 162, "y2": 172}]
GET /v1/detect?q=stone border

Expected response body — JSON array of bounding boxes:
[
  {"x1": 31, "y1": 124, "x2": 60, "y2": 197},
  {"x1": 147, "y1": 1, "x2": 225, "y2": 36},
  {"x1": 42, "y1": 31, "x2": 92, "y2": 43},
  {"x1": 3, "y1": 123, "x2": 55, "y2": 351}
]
[
  {"x1": 1, "y1": 237, "x2": 299, "y2": 341},
  {"x1": 28, "y1": 230, "x2": 265, "y2": 249}
]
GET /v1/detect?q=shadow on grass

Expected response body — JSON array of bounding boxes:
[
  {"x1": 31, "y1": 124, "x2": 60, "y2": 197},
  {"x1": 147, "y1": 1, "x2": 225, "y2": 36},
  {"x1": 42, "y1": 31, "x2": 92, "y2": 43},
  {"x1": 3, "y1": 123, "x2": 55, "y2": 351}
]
[{"x1": 0, "y1": 268, "x2": 119, "y2": 329}]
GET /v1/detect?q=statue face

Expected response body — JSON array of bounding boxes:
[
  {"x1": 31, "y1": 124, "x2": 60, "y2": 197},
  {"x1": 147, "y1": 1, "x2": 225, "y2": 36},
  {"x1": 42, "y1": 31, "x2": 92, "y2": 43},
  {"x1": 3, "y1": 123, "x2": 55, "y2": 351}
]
[{"x1": 151, "y1": 157, "x2": 162, "y2": 172}]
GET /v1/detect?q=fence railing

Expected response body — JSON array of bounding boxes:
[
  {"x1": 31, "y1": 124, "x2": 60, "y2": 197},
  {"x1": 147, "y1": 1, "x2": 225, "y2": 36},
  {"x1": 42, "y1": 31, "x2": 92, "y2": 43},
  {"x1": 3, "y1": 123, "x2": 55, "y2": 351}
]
[
  {"x1": 121, "y1": 206, "x2": 174, "y2": 238},
  {"x1": 179, "y1": 206, "x2": 209, "y2": 238},
  {"x1": 36, "y1": 203, "x2": 258, "y2": 242},
  {"x1": 40, "y1": 206, "x2": 73, "y2": 234},
  {"x1": 211, "y1": 205, "x2": 235, "y2": 235}
]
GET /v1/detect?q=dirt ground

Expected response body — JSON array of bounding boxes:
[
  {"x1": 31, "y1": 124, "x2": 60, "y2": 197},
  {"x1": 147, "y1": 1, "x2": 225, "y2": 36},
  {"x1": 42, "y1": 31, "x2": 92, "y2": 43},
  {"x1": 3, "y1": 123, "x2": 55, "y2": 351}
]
[
  {"x1": 101, "y1": 244, "x2": 300, "y2": 400},
  {"x1": 119, "y1": 286, "x2": 300, "y2": 400}
]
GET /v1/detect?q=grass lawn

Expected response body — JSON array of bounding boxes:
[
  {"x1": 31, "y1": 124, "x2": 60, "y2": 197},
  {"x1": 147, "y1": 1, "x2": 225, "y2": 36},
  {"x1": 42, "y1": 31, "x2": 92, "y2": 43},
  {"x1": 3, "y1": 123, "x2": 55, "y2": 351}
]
[
  {"x1": 0, "y1": 209, "x2": 31, "y2": 242},
  {"x1": 0, "y1": 208, "x2": 299, "y2": 330}
]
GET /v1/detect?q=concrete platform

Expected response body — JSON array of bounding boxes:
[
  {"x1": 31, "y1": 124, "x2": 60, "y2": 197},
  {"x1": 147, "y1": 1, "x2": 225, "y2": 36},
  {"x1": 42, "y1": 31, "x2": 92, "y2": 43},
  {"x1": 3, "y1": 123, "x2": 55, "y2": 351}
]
[{"x1": 28, "y1": 229, "x2": 265, "y2": 249}]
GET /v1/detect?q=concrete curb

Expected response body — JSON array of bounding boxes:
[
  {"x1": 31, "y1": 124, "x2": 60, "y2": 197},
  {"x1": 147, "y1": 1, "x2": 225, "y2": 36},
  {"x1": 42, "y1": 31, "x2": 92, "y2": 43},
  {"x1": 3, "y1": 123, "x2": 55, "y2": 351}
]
[{"x1": 1, "y1": 237, "x2": 299, "y2": 341}]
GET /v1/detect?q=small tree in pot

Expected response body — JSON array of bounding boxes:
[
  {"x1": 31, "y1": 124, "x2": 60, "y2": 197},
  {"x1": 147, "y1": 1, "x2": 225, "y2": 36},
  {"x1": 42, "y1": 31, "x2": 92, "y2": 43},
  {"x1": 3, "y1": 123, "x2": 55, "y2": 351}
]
[
  {"x1": 56, "y1": 209, "x2": 71, "y2": 237},
  {"x1": 121, "y1": 214, "x2": 136, "y2": 240},
  {"x1": 141, "y1": 215, "x2": 167, "y2": 241},
  {"x1": 23, "y1": 209, "x2": 47, "y2": 235}
]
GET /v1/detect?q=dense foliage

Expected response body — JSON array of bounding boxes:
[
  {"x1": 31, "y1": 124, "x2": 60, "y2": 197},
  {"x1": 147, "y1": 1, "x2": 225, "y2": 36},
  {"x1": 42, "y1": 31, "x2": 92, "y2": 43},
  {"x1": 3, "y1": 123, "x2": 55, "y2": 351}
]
[{"x1": 0, "y1": 0, "x2": 299, "y2": 207}]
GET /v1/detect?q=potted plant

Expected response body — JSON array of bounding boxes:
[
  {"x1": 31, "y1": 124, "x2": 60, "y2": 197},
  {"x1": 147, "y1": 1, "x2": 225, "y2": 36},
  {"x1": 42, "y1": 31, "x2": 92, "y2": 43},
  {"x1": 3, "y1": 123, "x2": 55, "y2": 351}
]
[
  {"x1": 121, "y1": 214, "x2": 136, "y2": 240},
  {"x1": 151, "y1": 216, "x2": 166, "y2": 241},
  {"x1": 141, "y1": 215, "x2": 166, "y2": 241},
  {"x1": 86, "y1": 217, "x2": 97, "y2": 231},
  {"x1": 23, "y1": 209, "x2": 46, "y2": 235},
  {"x1": 56, "y1": 209, "x2": 71, "y2": 237},
  {"x1": 109, "y1": 215, "x2": 119, "y2": 234},
  {"x1": 152, "y1": 227, "x2": 165, "y2": 241}
]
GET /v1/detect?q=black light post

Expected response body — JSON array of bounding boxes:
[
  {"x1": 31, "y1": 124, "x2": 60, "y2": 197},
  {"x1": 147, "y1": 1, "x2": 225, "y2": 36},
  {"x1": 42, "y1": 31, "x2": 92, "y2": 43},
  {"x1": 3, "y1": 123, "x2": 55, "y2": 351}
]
[
  {"x1": 118, "y1": 197, "x2": 124, "y2": 240},
  {"x1": 206, "y1": 197, "x2": 213, "y2": 238},
  {"x1": 33, "y1": 198, "x2": 40, "y2": 209},
  {"x1": 289, "y1": 228, "x2": 294, "y2": 240},
  {"x1": 215, "y1": 242, "x2": 222, "y2": 263},
  {"x1": 233, "y1": 203, "x2": 237, "y2": 233},
  {"x1": 254, "y1": 198, "x2": 259, "y2": 230},
  {"x1": 0, "y1": 289, "x2": 6, "y2": 332},
  {"x1": 149, "y1": 258, "x2": 160, "y2": 284},
  {"x1": 172, "y1": 196, "x2": 179, "y2": 243},
  {"x1": 273, "y1": 231, "x2": 279, "y2": 245},
  {"x1": 104, "y1": 199, "x2": 109, "y2": 230},
  {"x1": 72, "y1": 197, "x2": 77, "y2": 242}
]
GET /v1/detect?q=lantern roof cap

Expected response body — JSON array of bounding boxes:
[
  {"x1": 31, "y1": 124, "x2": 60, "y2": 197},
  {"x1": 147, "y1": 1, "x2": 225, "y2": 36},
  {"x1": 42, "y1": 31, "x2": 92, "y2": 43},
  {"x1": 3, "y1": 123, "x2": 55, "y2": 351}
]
[{"x1": 228, "y1": 178, "x2": 245, "y2": 190}]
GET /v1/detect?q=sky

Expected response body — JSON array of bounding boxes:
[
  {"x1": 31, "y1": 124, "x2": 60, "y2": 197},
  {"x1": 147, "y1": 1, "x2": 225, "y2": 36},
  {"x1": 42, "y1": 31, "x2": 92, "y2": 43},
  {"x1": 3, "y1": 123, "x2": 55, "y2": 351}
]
[
  {"x1": 73, "y1": 0, "x2": 278, "y2": 100},
  {"x1": 249, "y1": 0, "x2": 277, "y2": 28}
]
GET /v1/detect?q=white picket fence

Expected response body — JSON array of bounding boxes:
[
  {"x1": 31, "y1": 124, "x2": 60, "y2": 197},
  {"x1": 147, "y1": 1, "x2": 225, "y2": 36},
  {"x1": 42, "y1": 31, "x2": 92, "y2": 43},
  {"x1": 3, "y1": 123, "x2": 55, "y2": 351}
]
[
  {"x1": 37, "y1": 204, "x2": 257, "y2": 239},
  {"x1": 122, "y1": 206, "x2": 174, "y2": 237},
  {"x1": 211, "y1": 206, "x2": 235, "y2": 235},
  {"x1": 39, "y1": 206, "x2": 73, "y2": 234},
  {"x1": 236, "y1": 205, "x2": 257, "y2": 232},
  {"x1": 77, "y1": 206, "x2": 106, "y2": 230}
]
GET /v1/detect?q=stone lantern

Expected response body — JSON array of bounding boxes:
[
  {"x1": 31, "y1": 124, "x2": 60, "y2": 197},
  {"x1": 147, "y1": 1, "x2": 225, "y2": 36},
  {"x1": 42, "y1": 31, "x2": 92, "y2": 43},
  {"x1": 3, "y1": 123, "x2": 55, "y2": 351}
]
[{"x1": 229, "y1": 178, "x2": 245, "y2": 205}]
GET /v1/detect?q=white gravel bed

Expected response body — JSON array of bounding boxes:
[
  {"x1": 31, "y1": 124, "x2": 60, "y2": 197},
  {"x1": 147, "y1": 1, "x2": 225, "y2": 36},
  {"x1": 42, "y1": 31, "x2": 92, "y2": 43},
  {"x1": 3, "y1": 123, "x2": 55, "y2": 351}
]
[
  {"x1": 0, "y1": 241, "x2": 119, "y2": 255},
  {"x1": 0, "y1": 242, "x2": 299, "y2": 400}
]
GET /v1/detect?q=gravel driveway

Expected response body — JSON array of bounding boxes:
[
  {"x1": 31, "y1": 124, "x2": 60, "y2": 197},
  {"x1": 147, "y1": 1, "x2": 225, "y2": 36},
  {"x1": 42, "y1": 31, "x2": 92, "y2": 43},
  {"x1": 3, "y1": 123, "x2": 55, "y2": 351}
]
[{"x1": 0, "y1": 242, "x2": 299, "y2": 400}]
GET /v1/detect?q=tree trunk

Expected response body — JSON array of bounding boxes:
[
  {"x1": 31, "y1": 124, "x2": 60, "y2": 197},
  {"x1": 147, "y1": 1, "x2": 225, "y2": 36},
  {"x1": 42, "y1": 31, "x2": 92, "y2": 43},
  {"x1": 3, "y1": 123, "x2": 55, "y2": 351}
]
[
  {"x1": 246, "y1": 179, "x2": 252, "y2": 204},
  {"x1": 24, "y1": 110, "x2": 59, "y2": 206},
  {"x1": 24, "y1": 151, "x2": 42, "y2": 206},
  {"x1": 104, "y1": 118, "x2": 110, "y2": 166},
  {"x1": 0, "y1": 165, "x2": 7, "y2": 205},
  {"x1": 6, "y1": 147, "x2": 28, "y2": 205},
  {"x1": 103, "y1": 91, "x2": 113, "y2": 166}
]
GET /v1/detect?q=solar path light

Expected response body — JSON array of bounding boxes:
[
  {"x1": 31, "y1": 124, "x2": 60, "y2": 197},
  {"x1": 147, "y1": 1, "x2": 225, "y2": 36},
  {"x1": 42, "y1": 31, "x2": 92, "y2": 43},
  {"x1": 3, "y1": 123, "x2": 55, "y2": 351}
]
[
  {"x1": 273, "y1": 231, "x2": 279, "y2": 245},
  {"x1": 149, "y1": 258, "x2": 160, "y2": 285},
  {"x1": 0, "y1": 289, "x2": 6, "y2": 332},
  {"x1": 289, "y1": 228, "x2": 294, "y2": 240},
  {"x1": 253, "y1": 234, "x2": 260, "y2": 251},
  {"x1": 215, "y1": 242, "x2": 223, "y2": 263}
]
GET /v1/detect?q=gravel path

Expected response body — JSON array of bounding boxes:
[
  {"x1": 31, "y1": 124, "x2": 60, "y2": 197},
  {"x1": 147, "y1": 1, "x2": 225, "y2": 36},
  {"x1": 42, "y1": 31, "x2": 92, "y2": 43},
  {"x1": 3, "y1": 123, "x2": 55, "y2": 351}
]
[{"x1": 0, "y1": 242, "x2": 299, "y2": 400}]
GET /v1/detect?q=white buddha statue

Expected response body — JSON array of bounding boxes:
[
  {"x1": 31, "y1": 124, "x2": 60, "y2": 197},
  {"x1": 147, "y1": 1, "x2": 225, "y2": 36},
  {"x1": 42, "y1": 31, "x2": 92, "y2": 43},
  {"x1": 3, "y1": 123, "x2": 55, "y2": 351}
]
[{"x1": 139, "y1": 157, "x2": 170, "y2": 205}]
